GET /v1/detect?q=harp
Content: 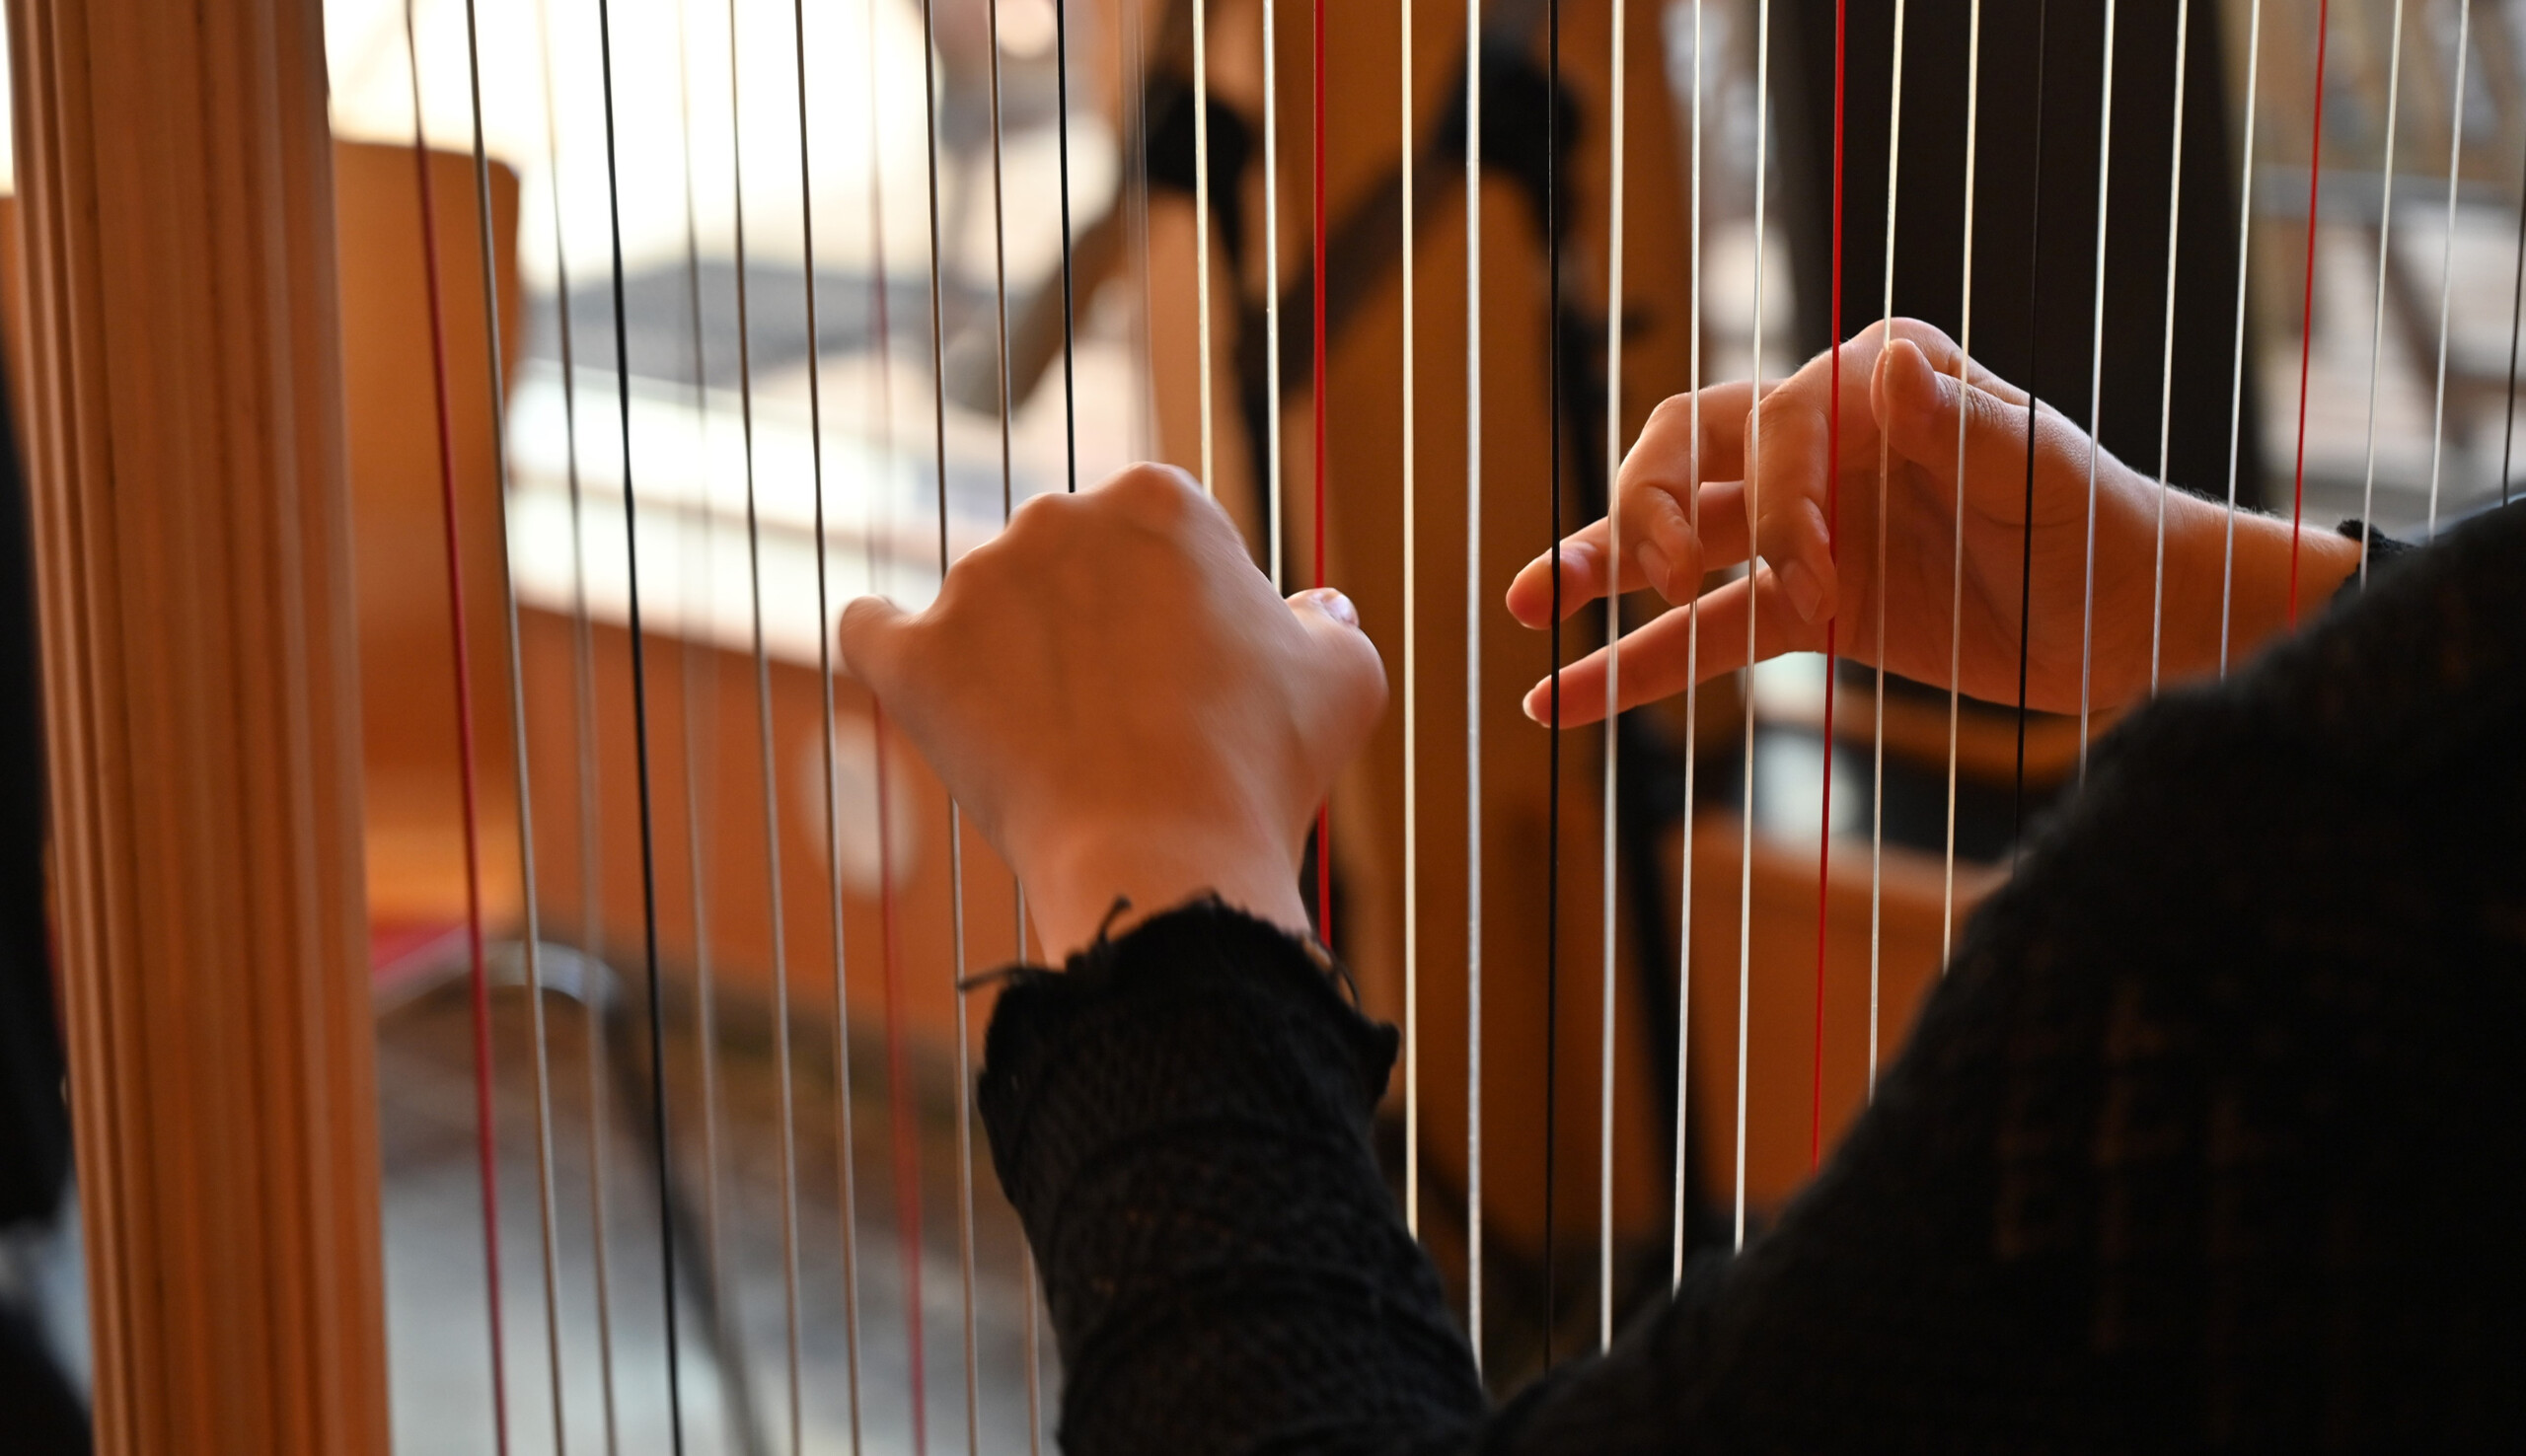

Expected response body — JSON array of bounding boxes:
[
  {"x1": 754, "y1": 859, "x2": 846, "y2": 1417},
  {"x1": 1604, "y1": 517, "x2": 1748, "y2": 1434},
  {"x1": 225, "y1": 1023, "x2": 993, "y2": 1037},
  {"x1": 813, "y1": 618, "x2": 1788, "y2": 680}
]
[{"x1": 3, "y1": 0, "x2": 2513, "y2": 1448}]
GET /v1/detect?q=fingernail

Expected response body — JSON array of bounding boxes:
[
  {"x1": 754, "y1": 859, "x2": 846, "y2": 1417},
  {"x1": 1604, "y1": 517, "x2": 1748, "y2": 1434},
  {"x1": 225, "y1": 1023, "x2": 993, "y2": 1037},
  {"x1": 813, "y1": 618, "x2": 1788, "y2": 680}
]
[
  {"x1": 1523, "y1": 684, "x2": 1547, "y2": 724},
  {"x1": 1781, "y1": 560, "x2": 1825, "y2": 622},
  {"x1": 1637, "y1": 539, "x2": 1673, "y2": 596},
  {"x1": 1301, "y1": 588, "x2": 1359, "y2": 628}
]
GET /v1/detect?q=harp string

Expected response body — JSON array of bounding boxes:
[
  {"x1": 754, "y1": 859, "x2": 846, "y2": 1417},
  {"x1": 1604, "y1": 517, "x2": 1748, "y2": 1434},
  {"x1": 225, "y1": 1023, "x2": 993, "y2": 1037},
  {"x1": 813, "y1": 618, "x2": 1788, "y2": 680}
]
[
  {"x1": 1311, "y1": 0, "x2": 1333, "y2": 943},
  {"x1": 2151, "y1": 0, "x2": 2194, "y2": 694},
  {"x1": 531, "y1": 0, "x2": 627, "y2": 1440},
  {"x1": 1735, "y1": 0, "x2": 1774, "y2": 1259},
  {"x1": 841, "y1": 0, "x2": 899, "y2": 1446},
  {"x1": 1940, "y1": 0, "x2": 1984, "y2": 970},
  {"x1": 1672, "y1": 0, "x2": 1702, "y2": 1294},
  {"x1": 1598, "y1": 0, "x2": 1626, "y2": 1353},
  {"x1": 1267, "y1": 0, "x2": 1286, "y2": 587},
  {"x1": 1402, "y1": 0, "x2": 1421, "y2": 1242},
  {"x1": 2503, "y1": 45, "x2": 2526, "y2": 514},
  {"x1": 590, "y1": 0, "x2": 689, "y2": 1442},
  {"x1": 1196, "y1": 0, "x2": 1217, "y2": 494},
  {"x1": 911, "y1": 0, "x2": 967, "y2": 1446},
  {"x1": 1463, "y1": 0, "x2": 1486, "y2": 1373},
  {"x1": 669, "y1": 18, "x2": 740, "y2": 1444},
  {"x1": 732, "y1": 2, "x2": 809, "y2": 1444},
  {"x1": 959, "y1": 0, "x2": 1025, "y2": 1447},
  {"x1": 1059, "y1": 0, "x2": 1081, "y2": 499},
  {"x1": 2217, "y1": 0, "x2": 2264, "y2": 678},
  {"x1": 1031, "y1": 0, "x2": 1083, "y2": 1444},
  {"x1": 2353, "y1": 10, "x2": 2415, "y2": 585},
  {"x1": 1810, "y1": 0, "x2": 1847, "y2": 1174},
  {"x1": 452, "y1": 0, "x2": 570, "y2": 1444},
  {"x1": 1543, "y1": 0, "x2": 1564, "y2": 1357},
  {"x1": 2285, "y1": 0, "x2": 2334, "y2": 622},
  {"x1": 2079, "y1": 0, "x2": 2118, "y2": 784},
  {"x1": 401, "y1": 5, "x2": 512, "y2": 1448},
  {"x1": 2010, "y1": 0, "x2": 2050, "y2": 858},
  {"x1": 2426, "y1": 0, "x2": 2476, "y2": 543},
  {"x1": 1869, "y1": 0, "x2": 1908, "y2": 1098}
]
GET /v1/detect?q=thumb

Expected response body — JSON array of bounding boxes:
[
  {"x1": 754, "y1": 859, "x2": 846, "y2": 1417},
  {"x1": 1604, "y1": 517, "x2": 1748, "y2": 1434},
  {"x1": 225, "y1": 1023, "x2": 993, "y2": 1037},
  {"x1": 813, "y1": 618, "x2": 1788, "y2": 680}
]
[
  {"x1": 1288, "y1": 588, "x2": 1388, "y2": 743},
  {"x1": 1874, "y1": 336, "x2": 2031, "y2": 515},
  {"x1": 838, "y1": 595, "x2": 914, "y2": 697}
]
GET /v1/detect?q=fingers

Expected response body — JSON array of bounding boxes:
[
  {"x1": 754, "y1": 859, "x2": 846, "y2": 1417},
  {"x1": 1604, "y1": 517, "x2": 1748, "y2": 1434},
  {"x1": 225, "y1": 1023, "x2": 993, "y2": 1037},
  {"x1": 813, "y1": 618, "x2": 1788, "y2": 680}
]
[
  {"x1": 838, "y1": 595, "x2": 914, "y2": 696},
  {"x1": 1510, "y1": 481, "x2": 1754, "y2": 630},
  {"x1": 1520, "y1": 569, "x2": 1818, "y2": 727},
  {"x1": 1506, "y1": 519, "x2": 1625, "y2": 629}
]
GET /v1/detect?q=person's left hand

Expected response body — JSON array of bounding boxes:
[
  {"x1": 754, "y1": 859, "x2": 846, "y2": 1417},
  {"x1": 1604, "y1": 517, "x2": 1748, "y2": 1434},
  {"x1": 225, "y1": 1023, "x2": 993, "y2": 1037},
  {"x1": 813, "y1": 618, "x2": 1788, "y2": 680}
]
[{"x1": 839, "y1": 464, "x2": 1386, "y2": 960}]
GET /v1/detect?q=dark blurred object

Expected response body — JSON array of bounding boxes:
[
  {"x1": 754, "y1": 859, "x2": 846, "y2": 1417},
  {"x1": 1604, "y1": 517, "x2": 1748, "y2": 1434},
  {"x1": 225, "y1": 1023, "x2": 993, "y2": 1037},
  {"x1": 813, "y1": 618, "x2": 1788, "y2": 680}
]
[
  {"x1": 0, "y1": 345, "x2": 66, "y2": 1227},
  {"x1": 0, "y1": 1301, "x2": 83, "y2": 1448},
  {"x1": 0, "y1": 326, "x2": 85, "y2": 1454}
]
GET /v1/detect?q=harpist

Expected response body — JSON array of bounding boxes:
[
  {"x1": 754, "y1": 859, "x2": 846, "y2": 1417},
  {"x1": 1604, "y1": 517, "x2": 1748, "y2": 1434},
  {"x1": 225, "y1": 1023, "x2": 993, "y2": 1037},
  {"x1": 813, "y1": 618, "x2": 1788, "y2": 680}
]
[{"x1": 842, "y1": 321, "x2": 2525, "y2": 1451}]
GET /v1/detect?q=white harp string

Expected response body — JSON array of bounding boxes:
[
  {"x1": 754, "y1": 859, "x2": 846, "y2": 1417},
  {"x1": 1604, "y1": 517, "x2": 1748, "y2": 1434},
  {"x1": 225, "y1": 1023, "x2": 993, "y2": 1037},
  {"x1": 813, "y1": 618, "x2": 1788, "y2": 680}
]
[
  {"x1": 1942, "y1": 0, "x2": 1984, "y2": 970},
  {"x1": 1463, "y1": 0, "x2": 1486, "y2": 1373},
  {"x1": 921, "y1": 0, "x2": 963, "y2": 1442},
  {"x1": 669, "y1": 16, "x2": 741, "y2": 1448},
  {"x1": 959, "y1": 0, "x2": 1020, "y2": 1448},
  {"x1": 455, "y1": 0, "x2": 566, "y2": 1440},
  {"x1": 1736, "y1": 0, "x2": 1774, "y2": 1258},
  {"x1": 755, "y1": 0, "x2": 811, "y2": 1443},
  {"x1": 2077, "y1": 0, "x2": 2117, "y2": 785},
  {"x1": 2150, "y1": 0, "x2": 2192, "y2": 697},
  {"x1": 1672, "y1": 0, "x2": 1704, "y2": 1293},
  {"x1": 913, "y1": 3, "x2": 976, "y2": 1454},
  {"x1": 2427, "y1": 0, "x2": 2475, "y2": 544},
  {"x1": 2216, "y1": 0, "x2": 2263, "y2": 678},
  {"x1": 1599, "y1": 0, "x2": 1627, "y2": 1353},
  {"x1": 532, "y1": 0, "x2": 625, "y2": 1440},
  {"x1": 1871, "y1": 0, "x2": 1908, "y2": 1096},
  {"x1": 2360, "y1": 1, "x2": 2409, "y2": 590},
  {"x1": 840, "y1": 0, "x2": 895, "y2": 1445},
  {"x1": 1401, "y1": 0, "x2": 1421, "y2": 1242},
  {"x1": 1195, "y1": 0, "x2": 1217, "y2": 492}
]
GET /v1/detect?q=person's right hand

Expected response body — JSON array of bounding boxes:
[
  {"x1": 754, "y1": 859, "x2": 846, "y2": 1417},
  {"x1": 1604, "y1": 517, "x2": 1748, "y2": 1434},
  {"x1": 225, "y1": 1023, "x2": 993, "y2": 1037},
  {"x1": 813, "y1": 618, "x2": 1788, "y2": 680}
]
[
  {"x1": 839, "y1": 464, "x2": 1385, "y2": 961},
  {"x1": 1506, "y1": 319, "x2": 2357, "y2": 724}
]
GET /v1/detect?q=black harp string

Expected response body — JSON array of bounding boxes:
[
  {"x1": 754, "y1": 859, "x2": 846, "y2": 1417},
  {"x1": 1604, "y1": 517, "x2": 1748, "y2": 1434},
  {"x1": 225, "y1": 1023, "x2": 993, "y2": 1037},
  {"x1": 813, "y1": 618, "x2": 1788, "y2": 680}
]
[
  {"x1": 2012, "y1": 0, "x2": 2049, "y2": 859},
  {"x1": 530, "y1": 0, "x2": 625, "y2": 1441},
  {"x1": 1542, "y1": 0, "x2": 1564, "y2": 1372},
  {"x1": 589, "y1": 0, "x2": 689, "y2": 1445},
  {"x1": 728, "y1": 4, "x2": 810, "y2": 1448},
  {"x1": 454, "y1": 0, "x2": 570, "y2": 1445}
]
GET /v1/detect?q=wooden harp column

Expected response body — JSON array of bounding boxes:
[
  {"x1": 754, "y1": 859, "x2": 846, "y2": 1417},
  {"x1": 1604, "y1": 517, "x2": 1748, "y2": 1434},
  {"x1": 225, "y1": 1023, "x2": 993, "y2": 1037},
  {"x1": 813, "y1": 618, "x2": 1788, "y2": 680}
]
[{"x1": 6, "y1": 0, "x2": 390, "y2": 1449}]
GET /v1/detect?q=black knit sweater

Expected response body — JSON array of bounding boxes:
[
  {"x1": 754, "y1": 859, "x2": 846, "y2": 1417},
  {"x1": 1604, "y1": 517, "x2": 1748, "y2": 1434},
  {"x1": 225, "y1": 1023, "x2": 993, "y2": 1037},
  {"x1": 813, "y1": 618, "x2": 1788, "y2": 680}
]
[{"x1": 977, "y1": 502, "x2": 2526, "y2": 1454}]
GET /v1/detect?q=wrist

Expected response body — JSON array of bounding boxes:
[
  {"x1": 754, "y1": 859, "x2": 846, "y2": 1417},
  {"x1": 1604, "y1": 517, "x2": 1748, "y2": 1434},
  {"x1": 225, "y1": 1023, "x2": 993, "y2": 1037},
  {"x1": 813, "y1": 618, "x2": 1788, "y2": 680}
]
[{"x1": 1018, "y1": 821, "x2": 1311, "y2": 962}]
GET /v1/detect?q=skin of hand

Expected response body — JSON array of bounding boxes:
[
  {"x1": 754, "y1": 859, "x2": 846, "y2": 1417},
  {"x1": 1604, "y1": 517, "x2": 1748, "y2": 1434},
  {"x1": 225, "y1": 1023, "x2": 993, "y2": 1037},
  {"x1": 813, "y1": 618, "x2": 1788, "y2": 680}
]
[
  {"x1": 1506, "y1": 318, "x2": 2361, "y2": 725},
  {"x1": 838, "y1": 464, "x2": 1386, "y2": 962}
]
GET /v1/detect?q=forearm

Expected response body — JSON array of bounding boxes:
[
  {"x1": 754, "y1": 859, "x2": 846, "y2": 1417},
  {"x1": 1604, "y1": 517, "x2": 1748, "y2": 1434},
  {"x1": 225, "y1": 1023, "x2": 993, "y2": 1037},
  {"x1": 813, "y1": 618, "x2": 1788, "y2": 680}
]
[{"x1": 979, "y1": 903, "x2": 1487, "y2": 1454}]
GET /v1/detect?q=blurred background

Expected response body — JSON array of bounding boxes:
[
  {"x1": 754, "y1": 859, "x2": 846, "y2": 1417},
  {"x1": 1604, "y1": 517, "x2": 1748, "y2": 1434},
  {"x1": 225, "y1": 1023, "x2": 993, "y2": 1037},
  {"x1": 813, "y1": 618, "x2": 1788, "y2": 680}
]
[{"x1": 1, "y1": 0, "x2": 2523, "y2": 1451}]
